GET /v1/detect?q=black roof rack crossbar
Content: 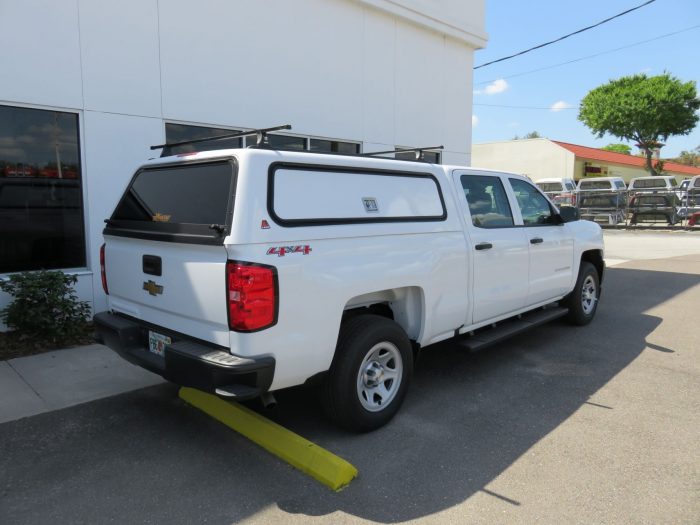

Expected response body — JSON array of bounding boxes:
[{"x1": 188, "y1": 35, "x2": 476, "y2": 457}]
[
  {"x1": 362, "y1": 145, "x2": 444, "y2": 161},
  {"x1": 150, "y1": 124, "x2": 292, "y2": 151}
]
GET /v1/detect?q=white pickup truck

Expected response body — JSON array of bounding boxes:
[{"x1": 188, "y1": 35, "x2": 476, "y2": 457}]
[{"x1": 95, "y1": 134, "x2": 604, "y2": 431}]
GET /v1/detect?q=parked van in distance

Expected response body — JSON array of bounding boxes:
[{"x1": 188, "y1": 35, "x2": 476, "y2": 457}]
[
  {"x1": 576, "y1": 177, "x2": 627, "y2": 225},
  {"x1": 577, "y1": 177, "x2": 627, "y2": 192},
  {"x1": 683, "y1": 175, "x2": 700, "y2": 208},
  {"x1": 535, "y1": 178, "x2": 578, "y2": 207},
  {"x1": 628, "y1": 175, "x2": 678, "y2": 194}
]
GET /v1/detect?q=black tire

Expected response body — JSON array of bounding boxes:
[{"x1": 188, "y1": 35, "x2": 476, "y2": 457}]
[
  {"x1": 563, "y1": 261, "x2": 600, "y2": 326},
  {"x1": 321, "y1": 314, "x2": 413, "y2": 432}
]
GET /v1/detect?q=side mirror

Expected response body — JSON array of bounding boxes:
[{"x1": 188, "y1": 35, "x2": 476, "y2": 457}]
[{"x1": 558, "y1": 206, "x2": 579, "y2": 223}]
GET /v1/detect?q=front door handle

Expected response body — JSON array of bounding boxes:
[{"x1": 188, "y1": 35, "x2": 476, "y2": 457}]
[
  {"x1": 475, "y1": 242, "x2": 493, "y2": 251},
  {"x1": 530, "y1": 237, "x2": 544, "y2": 245}
]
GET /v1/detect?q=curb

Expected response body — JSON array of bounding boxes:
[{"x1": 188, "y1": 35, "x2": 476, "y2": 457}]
[
  {"x1": 178, "y1": 387, "x2": 358, "y2": 491},
  {"x1": 600, "y1": 225, "x2": 699, "y2": 231}
]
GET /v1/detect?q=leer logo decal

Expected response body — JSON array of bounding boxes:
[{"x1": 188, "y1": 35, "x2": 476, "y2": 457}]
[
  {"x1": 152, "y1": 212, "x2": 171, "y2": 222},
  {"x1": 266, "y1": 245, "x2": 312, "y2": 257},
  {"x1": 362, "y1": 197, "x2": 379, "y2": 212},
  {"x1": 143, "y1": 280, "x2": 164, "y2": 296}
]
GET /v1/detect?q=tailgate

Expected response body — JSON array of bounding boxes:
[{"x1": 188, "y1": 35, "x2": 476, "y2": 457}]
[
  {"x1": 102, "y1": 158, "x2": 236, "y2": 347},
  {"x1": 105, "y1": 237, "x2": 230, "y2": 346}
]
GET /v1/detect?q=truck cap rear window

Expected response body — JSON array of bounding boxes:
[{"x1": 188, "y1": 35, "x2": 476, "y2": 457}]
[
  {"x1": 112, "y1": 161, "x2": 233, "y2": 225},
  {"x1": 537, "y1": 183, "x2": 565, "y2": 192},
  {"x1": 106, "y1": 160, "x2": 235, "y2": 245},
  {"x1": 580, "y1": 180, "x2": 614, "y2": 190}
]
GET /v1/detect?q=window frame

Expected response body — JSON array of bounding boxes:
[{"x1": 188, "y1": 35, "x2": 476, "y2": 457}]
[
  {"x1": 267, "y1": 162, "x2": 447, "y2": 227},
  {"x1": 508, "y1": 177, "x2": 560, "y2": 227},
  {"x1": 0, "y1": 102, "x2": 88, "y2": 274},
  {"x1": 460, "y1": 173, "x2": 516, "y2": 229}
]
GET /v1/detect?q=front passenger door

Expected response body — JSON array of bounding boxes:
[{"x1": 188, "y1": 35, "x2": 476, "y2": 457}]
[
  {"x1": 508, "y1": 178, "x2": 575, "y2": 306},
  {"x1": 456, "y1": 173, "x2": 530, "y2": 324}
]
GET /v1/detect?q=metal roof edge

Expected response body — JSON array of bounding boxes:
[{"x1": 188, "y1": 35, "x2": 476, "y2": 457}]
[{"x1": 356, "y1": 0, "x2": 488, "y2": 48}]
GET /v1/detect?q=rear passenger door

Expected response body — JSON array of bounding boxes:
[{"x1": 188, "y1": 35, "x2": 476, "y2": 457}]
[
  {"x1": 508, "y1": 178, "x2": 575, "y2": 305},
  {"x1": 454, "y1": 172, "x2": 530, "y2": 324}
]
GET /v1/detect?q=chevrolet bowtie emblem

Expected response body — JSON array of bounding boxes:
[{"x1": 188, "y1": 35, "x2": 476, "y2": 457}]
[{"x1": 143, "y1": 280, "x2": 163, "y2": 296}]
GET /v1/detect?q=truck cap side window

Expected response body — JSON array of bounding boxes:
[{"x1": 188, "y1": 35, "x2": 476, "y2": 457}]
[
  {"x1": 460, "y1": 175, "x2": 514, "y2": 228},
  {"x1": 509, "y1": 178, "x2": 557, "y2": 226}
]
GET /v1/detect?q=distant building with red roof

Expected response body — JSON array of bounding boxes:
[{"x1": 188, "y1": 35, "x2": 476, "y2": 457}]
[{"x1": 472, "y1": 138, "x2": 700, "y2": 183}]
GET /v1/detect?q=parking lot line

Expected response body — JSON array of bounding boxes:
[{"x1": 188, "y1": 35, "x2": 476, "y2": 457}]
[{"x1": 178, "y1": 387, "x2": 358, "y2": 491}]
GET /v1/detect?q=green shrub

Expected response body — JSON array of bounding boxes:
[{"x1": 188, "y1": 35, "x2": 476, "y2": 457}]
[{"x1": 0, "y1": 270, "x2": 91, "y2": 346}]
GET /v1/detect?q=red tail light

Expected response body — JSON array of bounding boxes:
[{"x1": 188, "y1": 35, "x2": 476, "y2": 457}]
[
  {"x1": 100, "y1": 243, "x2": 108, "y2": 295},
  {"x1": 226, "y1": 261, "x2": 278, "y2": 332}
]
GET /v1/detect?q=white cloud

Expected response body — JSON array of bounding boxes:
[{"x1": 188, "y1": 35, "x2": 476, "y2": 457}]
[
  {"x1": 485, "y1": 79, "x2": 508, "y2": 94},
  {"x1": 472, "y1": 115, "x2": 479, "y2": 127},
  {"x1": 550, "y1": 101, "x2": 572, "y2": 112},
  {"x1": 475, "y1": 79, "x2": 509, "y2": 95}
]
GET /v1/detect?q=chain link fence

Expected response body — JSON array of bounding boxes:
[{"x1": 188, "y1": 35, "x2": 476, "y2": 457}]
[{"x1": 543, "y1": 182, "x2": 700, "y2": 227}]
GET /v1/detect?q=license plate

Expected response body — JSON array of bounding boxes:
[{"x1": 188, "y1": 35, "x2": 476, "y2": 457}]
[{"x1": 148, "y1": 331, "x2": 171, "y2": 356}]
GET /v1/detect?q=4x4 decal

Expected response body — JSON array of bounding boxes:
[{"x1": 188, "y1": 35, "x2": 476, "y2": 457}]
[{"x1": 266, "y1": 245, "x2": 312, "y2": 257}]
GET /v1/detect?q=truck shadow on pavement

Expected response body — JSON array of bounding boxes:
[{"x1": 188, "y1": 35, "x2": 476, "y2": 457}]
[{"x1": 1, "y1": 265, "x2": 698, "y2": 524}]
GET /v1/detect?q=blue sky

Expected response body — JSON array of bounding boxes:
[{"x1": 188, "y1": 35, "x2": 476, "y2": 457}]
[{"x1": 471, "y1": 0, "x2": 700, "y2": 158}]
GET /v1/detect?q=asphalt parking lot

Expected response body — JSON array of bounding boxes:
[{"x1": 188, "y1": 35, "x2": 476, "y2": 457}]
[{"x1": 1, "y1": 231, "x2": 699, "y2": 524}]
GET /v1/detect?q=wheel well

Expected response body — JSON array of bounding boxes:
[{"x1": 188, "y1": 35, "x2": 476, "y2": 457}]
[
  {"x1": 581, "y1": 249, "x2": 604, "y2": 284},
  {"x1": 342, "y1": 287, "x2": 423, "y2": 341},
  {"x1": 343, "y1": 303, "x2": 394, "y2": 321}
]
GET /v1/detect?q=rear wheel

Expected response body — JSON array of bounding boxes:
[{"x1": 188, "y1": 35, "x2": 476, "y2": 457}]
[
  {"x1": 563, "y1": 261, "x2": 600, "y2": 326},
  {"x1": 321, "y1": 314, "x2": 413, "y2": 432}
]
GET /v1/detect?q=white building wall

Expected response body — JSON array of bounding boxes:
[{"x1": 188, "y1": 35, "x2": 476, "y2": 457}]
[
  {"x1": 0, "y1": 1, "x2": 83, "y2": 110},
  {"x1": 0, "y1": 0, "x2": 485, "y2": 318},
  {"x1": 471, "y1": 139, "x2": 576, "y2": 181},
  {"x1": 79, "y1": 0, "x2": 163, "y2": 118}
]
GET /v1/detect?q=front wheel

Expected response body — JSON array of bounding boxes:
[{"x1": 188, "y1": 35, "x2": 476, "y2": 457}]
[
  {"x1": 563, "y1": 261, "x2": 600, "y2": 326},
  {"x1": 321, "y1": 314, "x2": 413, "y2": 432}
]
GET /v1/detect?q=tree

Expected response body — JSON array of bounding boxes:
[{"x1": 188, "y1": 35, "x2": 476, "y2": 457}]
[
  {"x1": 513, "y1": 131, "x2": 542, "y2": 140},
  {"x1": 674, "y1": 146, "x2": 700, "y2": 167},
  {"x1": 578, "y1": 73, "x2": 699, "y2": 175},
  {"x1": 601, "y1": 143, "x2": 631, "y2": 155}
]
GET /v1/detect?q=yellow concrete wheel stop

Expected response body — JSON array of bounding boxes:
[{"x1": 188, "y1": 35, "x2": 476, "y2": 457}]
[{"x1": 178, "y1": 387, "x2": 358, "y2": 491}]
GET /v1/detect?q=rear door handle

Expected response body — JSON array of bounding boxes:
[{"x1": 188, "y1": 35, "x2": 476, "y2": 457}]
[
  {"x1": 530, "y1": 237, "x2": 544, "y2": 245},
  {"x1": 475, "y1": 242, "x2": 493, "y2": 251}
]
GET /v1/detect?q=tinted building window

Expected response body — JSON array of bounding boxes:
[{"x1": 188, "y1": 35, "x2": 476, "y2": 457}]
[
  {"x1": 245, "y1": 134, "x2": 307, "y2": 150},
  {"x1": 395, "y1": 150, "x2": 441, "y2": 164},
  {"x1": 309, "y1": 139, "x2": 360, "y2": 154},
  {"x1": 164, "y1": 123, "x2": 242, "y2": 156},
  {"x1": 167, "y1": 122, "x2": 361, "y2": 157},
  {"x1": 0, "y1": 105, "x2": 85, "y2": 273}
]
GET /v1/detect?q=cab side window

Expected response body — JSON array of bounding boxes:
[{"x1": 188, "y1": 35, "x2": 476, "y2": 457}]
[
  {"x1": 509, "y1": 178, "x2": 557, "y2": 226},
  {"x1": 460, "y1": 175, "x2": 514, "y2": 228}
]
